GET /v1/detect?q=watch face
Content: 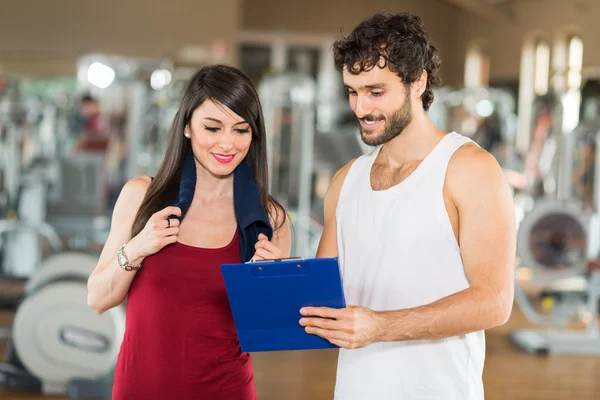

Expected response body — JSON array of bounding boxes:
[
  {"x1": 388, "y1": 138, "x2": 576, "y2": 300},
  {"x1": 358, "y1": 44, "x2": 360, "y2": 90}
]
[{"x1": 118, "y1": 251, "x2": 127, "y2": 266}]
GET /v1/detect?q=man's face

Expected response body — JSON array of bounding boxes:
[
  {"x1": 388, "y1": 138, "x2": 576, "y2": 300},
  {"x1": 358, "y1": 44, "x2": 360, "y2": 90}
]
[{"x1": 343, "y1": 65, "x2": 413, "y2": 146}]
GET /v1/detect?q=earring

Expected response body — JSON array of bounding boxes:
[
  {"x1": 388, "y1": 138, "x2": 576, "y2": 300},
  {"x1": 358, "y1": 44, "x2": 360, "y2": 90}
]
[{"x1": 184, "y1": 131, "x2": 190, "y2": 139}]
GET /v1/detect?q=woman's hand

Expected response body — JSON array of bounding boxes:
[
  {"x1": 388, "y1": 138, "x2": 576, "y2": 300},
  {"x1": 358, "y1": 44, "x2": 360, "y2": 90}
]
[
  {"x1": 252, "y1": 233, "x2": 284, "y2": 262},
  {"x1": 127, "y1": 206, "x2": 182, "y2": 259}
]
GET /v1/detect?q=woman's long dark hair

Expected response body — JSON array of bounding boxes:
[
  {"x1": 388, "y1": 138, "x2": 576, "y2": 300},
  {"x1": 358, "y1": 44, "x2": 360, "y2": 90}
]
[{"x1": 131, "y1": 64, "x2": 285, "y2": 237}]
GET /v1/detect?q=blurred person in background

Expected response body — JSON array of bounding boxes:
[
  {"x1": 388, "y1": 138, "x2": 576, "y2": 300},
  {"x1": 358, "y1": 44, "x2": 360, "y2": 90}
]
[{"x1": 72, "y1": 94, "x2": 109, "y2": 152}]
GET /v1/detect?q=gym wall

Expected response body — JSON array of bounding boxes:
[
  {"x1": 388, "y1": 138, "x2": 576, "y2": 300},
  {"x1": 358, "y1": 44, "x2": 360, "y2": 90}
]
[
  {"x1": 5, "y1": 0, "x2": 596, "y2": 87},
  {"x1": 0, "y1": 0, "x2": 241, "y2": 76},
  {"x1": 0, "y1": 0, "x2": 464, "y2": 86},
  {"x1": 242, "y1": 0, "x2": 464, "y2": 86},
  {"x1": 455, "y1": 0, "x2": 597, "y2": 82}
]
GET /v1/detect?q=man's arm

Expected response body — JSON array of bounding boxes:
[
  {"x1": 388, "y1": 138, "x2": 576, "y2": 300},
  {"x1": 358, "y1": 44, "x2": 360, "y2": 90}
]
[
  {"x1": 300, "y1": 147, "x2": 516, "y2": 347},
  {"x1": 315, "y1": 159, "x2": 356, "y2": 258}
]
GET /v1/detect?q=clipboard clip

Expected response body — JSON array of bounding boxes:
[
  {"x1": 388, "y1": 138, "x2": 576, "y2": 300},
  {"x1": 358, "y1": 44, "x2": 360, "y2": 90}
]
[{"x1": 246, "y1": 257, "x2": 303, "y2": 264}]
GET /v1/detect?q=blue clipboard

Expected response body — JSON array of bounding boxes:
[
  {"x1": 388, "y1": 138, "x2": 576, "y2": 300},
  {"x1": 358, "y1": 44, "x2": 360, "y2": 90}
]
[{"x1": 220, "y1": 257, "x2": 346, "y2": 352}]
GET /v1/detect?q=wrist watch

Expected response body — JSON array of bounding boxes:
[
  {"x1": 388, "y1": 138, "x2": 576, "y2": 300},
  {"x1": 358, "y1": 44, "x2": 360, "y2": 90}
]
[{"x1": 118, "y1": 244, "x2": 143, "y2": 271}]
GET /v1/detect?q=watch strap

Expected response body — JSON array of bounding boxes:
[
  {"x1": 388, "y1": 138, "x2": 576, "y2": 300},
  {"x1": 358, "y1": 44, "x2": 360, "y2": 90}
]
[{"x1": 118, "y1": 244, "x2": 143, "y2": 271}]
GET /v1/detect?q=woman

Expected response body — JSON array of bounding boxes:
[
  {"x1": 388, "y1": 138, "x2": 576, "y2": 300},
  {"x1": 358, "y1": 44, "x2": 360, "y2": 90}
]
[{"x1": 87, "y1": 64, "x2": 291, "y2": 399}]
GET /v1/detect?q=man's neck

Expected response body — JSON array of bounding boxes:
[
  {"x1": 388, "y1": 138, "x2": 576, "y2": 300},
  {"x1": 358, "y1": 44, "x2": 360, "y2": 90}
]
[{"x1": 379, "y1": 113, "x2": 446, "y2": 167}]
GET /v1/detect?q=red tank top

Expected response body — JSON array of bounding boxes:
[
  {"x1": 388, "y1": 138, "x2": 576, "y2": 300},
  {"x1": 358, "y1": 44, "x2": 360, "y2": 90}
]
[{"x1": 112, "y1": 229, "x2": 256, "y2": 399}]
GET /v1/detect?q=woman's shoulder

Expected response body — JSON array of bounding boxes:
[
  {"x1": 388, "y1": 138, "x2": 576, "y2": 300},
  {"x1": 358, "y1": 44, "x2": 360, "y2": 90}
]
[
  {"x1": 123, "y1": 175, "x2": 152, "y2": 192},
  {"x1": 118, "y1": 176, "x2": 153, "y2": 205},
  {"x1": 110, "y1": 176, "x2": 154, "y2": 231}
]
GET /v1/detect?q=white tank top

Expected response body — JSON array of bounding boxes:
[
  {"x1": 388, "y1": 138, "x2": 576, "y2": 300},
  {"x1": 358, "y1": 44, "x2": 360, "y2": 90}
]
[{"x1": 334, "y1": 132, "x2": 485, "y2": 400}]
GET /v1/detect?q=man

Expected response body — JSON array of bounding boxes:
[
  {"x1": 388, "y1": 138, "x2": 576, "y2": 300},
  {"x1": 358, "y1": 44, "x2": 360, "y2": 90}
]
[{"x1": 299, "y1": 12, "x2": 516, "y2": 399}]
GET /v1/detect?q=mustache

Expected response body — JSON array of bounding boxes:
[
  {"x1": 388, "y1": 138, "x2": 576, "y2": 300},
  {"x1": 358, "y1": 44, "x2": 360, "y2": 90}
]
[{"x1": 360, "y1": 114, "x2": 385, "y2": 122}]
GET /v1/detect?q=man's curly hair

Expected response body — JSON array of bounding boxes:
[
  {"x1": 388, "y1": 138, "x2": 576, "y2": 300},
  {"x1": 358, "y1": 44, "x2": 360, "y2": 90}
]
[{"x1": 332, "y1": 13, "x2": 442, "y2": 111}]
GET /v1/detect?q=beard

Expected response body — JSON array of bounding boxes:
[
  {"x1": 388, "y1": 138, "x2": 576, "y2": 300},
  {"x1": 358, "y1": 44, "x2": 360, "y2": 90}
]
[{"x1": 359, "y1": 93, "x2": 412, "y2": 146}]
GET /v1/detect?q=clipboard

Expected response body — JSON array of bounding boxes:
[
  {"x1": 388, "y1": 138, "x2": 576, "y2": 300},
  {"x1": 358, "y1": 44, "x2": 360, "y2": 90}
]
[{"x1": 220, "y1": 257, "x2": 346, "y2": 352}]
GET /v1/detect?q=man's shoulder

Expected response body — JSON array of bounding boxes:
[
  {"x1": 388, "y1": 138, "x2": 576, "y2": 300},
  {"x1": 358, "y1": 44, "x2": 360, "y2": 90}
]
[
  {"x1": 447, "y1": 140, "x2": 505, "y2": 194},
  {"x1": 329, "y1": 158, "x2": 359, "y2": 194},
  {"x1": 450, "y1": 141, "x2": 498, "y2": 174}
]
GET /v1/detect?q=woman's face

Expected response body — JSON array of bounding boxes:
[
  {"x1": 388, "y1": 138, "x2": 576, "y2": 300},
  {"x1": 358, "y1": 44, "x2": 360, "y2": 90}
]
[{"x1": 185, "y1": 99, "x2": 252, "y2": 177}]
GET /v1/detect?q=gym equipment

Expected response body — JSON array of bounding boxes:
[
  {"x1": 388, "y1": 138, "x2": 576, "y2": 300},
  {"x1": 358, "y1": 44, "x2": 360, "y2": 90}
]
[
  {"x1": 0, "y1": 79, "x2": 67, "y2": 280},
  {"x1": 429, "y1": 87, "x2": 518, "y2": 158},
  {"x1": 0, "y1": 82, "x2": 64, "y2": 319},
  {"x1": 0, "y1": 78, "x2": 27, "y2": 212},
  {"x1": 46, "y1": 153, "x2": 110, "y2": 249},
  {"x1": 2, "y1": 168, "x2": 62, "y2": 279},
  {"x1": 258, "y1": 46, "x2": 368, "y2": 257},
  {"x1": 0, "y1": 73, "x2": 126, "y2": 398},
  {"x1": 580, "y1": 79, "x2": 600, "y2": 123},
  {"x1": 0, "y1": 218, "x2": 63, "y2": 297},
  {"x1": 76, "y1": 53, "x2": 174, "y2": 180},
  {"x1": 429, "y1": 86, "x2": 532, "y2": 193},
  {"x1": 259, "y1": 71, "x2": 317, "y2": 257},
  {"x1": 519, "y1": 94, "x2": 563, "y2": 197},
  {"x1": 0, "y1": 95, "x2": 23, "y2": 224},
  {"x1": 512, "y1": 118, "x2": 600, "y2": 355},
  {"x1": 1, "y1": 251, "x2": 125, "y2": 398},
  {"x1": 259, "y1": 72, "x2": 367, "y2": 256}
]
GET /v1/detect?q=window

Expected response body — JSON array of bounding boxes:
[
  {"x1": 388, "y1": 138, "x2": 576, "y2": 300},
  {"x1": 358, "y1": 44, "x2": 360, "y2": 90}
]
[
  {"x1": 567, "y1": 35, "x2": 583, "y2": 90},
  {"x1": 561, "y1": 35, "x2": 584, "y2": 132},
  {"x1": 464, "y1": 42, "x2": 490, "y2": 88},
  {"x1": 534, "y1": 40, "x2": 550, "y2": 96},
  {"x1": 517, "y1": 36, "x2": 543, "y2": 152}
]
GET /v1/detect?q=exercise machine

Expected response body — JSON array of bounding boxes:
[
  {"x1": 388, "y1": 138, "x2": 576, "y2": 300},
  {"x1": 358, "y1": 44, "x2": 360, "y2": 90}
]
[
  {"x1": 257, "y1": 45, "x2": 371, "y2": 257},
  {"x1": 512, "y1": 118, "x2": 600, "y2": 355},
  {"x1": 1, "y1": 251, "x2": 125, "y2": 398},
  {"x1": 0, "y1": 75, "x2": 125, "y2": 398},
  {"x1": 429, "y1": 86, "x2": 519, "y2": 161},
  {"x1": 0, "y1": 82, "x2": 63, "y2": 314}
]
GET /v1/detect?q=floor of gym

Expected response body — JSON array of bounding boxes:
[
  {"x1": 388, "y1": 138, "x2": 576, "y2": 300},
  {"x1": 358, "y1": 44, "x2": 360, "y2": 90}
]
[{"x1": 1, "y1": 306, "x2": 600, "y2": 400}]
